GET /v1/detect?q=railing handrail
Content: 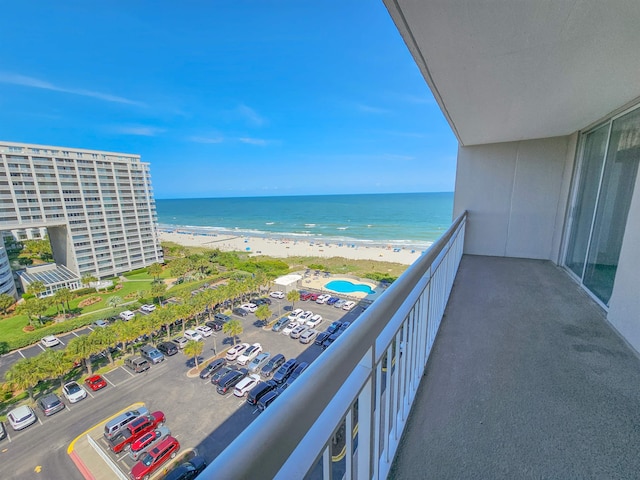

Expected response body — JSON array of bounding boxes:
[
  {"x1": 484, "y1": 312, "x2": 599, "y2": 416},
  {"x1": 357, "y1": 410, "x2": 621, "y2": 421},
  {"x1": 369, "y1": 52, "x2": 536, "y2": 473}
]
[{"x1": 202, "y1": 211, "x2": 468, "y2": 480}]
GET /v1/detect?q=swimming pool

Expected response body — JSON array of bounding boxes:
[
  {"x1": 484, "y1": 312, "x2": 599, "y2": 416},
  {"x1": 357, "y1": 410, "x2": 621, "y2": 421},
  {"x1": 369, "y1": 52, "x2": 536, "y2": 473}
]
[{"x1": 325, "y1": 280, "x2": 376, "y2": 295}]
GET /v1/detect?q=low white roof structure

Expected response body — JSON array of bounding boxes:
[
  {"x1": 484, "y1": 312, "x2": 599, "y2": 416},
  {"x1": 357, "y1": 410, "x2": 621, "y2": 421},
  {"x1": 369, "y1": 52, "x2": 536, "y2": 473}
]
[{"x1": 274, "y1": 274, "x2": 302, "y2": 292}]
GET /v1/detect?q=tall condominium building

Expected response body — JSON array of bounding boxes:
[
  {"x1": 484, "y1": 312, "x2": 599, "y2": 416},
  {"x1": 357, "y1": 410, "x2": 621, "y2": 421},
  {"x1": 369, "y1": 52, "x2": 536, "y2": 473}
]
[{"x1": 0, "y1": 141, "x2": 163, "y2": 296}]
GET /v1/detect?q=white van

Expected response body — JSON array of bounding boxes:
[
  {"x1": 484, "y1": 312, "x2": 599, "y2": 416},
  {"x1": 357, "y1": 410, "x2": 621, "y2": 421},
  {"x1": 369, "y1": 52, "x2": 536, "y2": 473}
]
[{"x1": 119, "y1": 310, "x2": 135, "y2": 321}]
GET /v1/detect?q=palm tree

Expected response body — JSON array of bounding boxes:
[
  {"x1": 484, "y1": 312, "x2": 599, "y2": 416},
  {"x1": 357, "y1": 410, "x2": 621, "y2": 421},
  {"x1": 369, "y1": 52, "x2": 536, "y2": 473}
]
[
  {"x1": 90, "y1": 326, "x2": 118, "y2": 366},
  {"x1": 287, "y1": 290, "x2": 300, "y2": 309},
  {"x1": 147, "y1": 263, "x2": 163, "y2": 281},
  {"x1": 222, "y1": 319, "x2": 243, "y2": 345},
  {"x1": 113, "y1": 320, "x2": 143, "y2": 355},
  {"x1": 107, "y1": 295, "x2": 123, "y2": 308},
  {"x1": 183, "y1": 340, "x2": 204, "y2": 369},
  {"x1": 150, "y1": 281, "x2": 167, "y2": 305},
  {"x1": 54, "y1": 288, "x2": 73, "y2": 317},
  {"x1": 5, "y1": 357, "x2": 42, "y2": 401},
  {"x1": 155, "y1": 306, "x2": 175, "y2": 339},
  {"x1": 40, "y1": 349, "x2": 74, "y2": 388},
  {"x1": 26, "y1": 280, "x2": 46, "y2": 297},
  {"x1": 67, "y1": 335, "x2": 100, "y2": 375},
  {"x1": 81, "y1": 275, "x2": 97, "y2": 287},
  {"x1": 17, "y1": 297, "x2": 48, "y2": 326},
  {"x1": 255, "y1": 305, "x2": 272, "y2": 326}
]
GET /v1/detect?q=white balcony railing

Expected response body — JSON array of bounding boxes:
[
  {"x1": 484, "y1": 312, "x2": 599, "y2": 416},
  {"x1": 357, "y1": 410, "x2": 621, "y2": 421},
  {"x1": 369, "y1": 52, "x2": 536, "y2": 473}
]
[{"x1": 201, "y1": 212, "x2": 467, "y2": 480}]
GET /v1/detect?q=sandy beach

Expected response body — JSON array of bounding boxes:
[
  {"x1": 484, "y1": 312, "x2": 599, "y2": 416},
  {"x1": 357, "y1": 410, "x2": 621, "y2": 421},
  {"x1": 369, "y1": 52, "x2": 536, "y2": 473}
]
[{"x1": 159, "y1": 230, "x2": 427, "y2": 265}]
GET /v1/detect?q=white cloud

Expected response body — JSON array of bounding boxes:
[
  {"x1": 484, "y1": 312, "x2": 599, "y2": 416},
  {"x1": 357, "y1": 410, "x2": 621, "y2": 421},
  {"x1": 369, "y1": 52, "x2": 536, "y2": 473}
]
[
  {"x1": 189, "y1": 135, "x2": 225, "y2": 144},
  {"x1": 112, "y1": 125, "x2": 164, "y2": 136},
  {"x1": 0, "y1": 72, "x2": 144, "y2": 106},
  {"x1": 237, "y1": 104, "x2": 266, "y2": 126},
  {"x1": 354, "y1": 103, "x2": 390, "y2": 114},
  {"x1": 238, "y1": 137, "x2": 269, "y2": 146}
]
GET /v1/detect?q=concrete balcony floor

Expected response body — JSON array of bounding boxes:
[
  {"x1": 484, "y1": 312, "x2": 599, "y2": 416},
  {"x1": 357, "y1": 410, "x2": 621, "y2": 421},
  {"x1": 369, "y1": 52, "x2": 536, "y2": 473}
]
[{"x1": 389, "y1": 255, "x2": 640, "y2": 479}]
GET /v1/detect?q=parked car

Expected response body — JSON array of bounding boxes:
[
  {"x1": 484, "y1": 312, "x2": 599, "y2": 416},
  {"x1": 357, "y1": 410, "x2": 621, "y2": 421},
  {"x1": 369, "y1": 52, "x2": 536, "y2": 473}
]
[
  {"x1": 184, "y1": 329, "x2": 203, "y2": 341},
  {"x1": 163, "y1": 455, "x2": 207, "y2": 480},
  {"x1": 271, "y1": 316, "x2": 289, "y2": 332},
  {"x1": 41, "y1": 335, "x2": 60, "y2": 348},
  {"x1": 104, "y1": 407, "x2": 150, "y2": 440},
  {"x1": 0, "y1": 421, "x2": 5, "y2": 441},
  {"x1": 93, "y1": 319, "x2": 109, "y2": 328},
  {"x1": 158, "y1": 341, "x2": 178, "y2": 356},
  {"x1": 130, "y1": 436, "x2": 180, "y2": 480},
  {"x1": 306, "y1": 314, "x2": 323, "y2": 328},
  {"x1": 334, "y1": 299, "x2": 347, "y2": 309},
  {"x1": 63, "y1": 381, "x2": 87, "y2": 403},
  {"x1": 308, "y1": 293, "x2": 319, "y2": 301},
  {"x1": 299, "y1": 329, "x2": 318, "y2": 344},
  {"x1": 315, "y1": 331, "x2": 330, "y2": 346},
  {"x1": 290, "y1": 324, "x2": 308, "y2": 339},
  {"x1": 140, "y1": 344, "x2": 165, "y2": 364},
  {"x1": 125, "y1": 356, "x2": 151, "y2": 373},
  {"x1": 193, "y1": 325, "x2": 212, "y2": 338},
  {"x1": 233, "y1": 307, "x2": 249, "y2": 317},
  {"x1": 327, "y1": 321, "x2": 342, "y2": 334},
  {"x1": 323, "y1": 331, "x2": 342, "y2": 350},
  {"x1": 7, "y1": 405, "x2": 37, "y2": 431},
  {"x1": 85, "y1": 374, "x2": 108, "y2": 391},
  {"x1": 299, "y1": 311, "x2": 313, "y2": 322},
  {"x1": 38, "y1": 393, "x2": 65, "y2": 416},
  {"x1": 216, "y1": 368, "x2": 249, "y2": 395},
  {"x1": 206, "y1": 319, "x2": 225, "y2": 331},
  {"x1": 281, "y1": 322, "x2": 298, "y2": 336},
  {"x1": 129, "y1": 425, "x2": 171, "y2": 460},
  {"x1": 300, "y1": 292, "x2": 313, "y2": 301},
  {"x1": 284, "y1": 362, "x2": 310, "y2": 388},
  {"x1": 288, "y1": 308, "x2": 304, "y2": 321},
  {"x1": 247, "y1": 380, "x2": 278, "y2": 406},
  {"x1": 233, "y1": 374, "x2": 262, "y2": 397},
  {"x1": 119, "y1": 310, "x2": 135, "y2": 321},
  {"x1": 200, "y1": 358, "x2": 226, "y2": 379},
  {"x1": 140, "y1": 304, "x2": 156, "y2": 313},
  {"x1": 252, "y1": 297, "x2": 272, "y2": 306},
  {"x1": 261, "y1": 354, "x2": 286, "y2": 377},
  {"x1": 343, "y1": 300, "x2": 356, "y2": 310},
  {"x1": 248, "y1": 352, "x2": 271, "y2": 373},
  {"x1": 237, "y1": 343, "x2": 263, "y2": 365},
  {"x1": 225, "y1": 343, "x2": 249, "y2": 361},
  {"x1": 108, "y1": 411, "x2": 165, "y2": 453},
  {"x1": 214, "y1": 313, "x2": 231, "y2": 323},
  {"x1": 257, "y1": 390, "x2": 280, "y2": 411},
  {"x1": 240, "y1": 303, "x2": 258, "y2": 313},
  {"x1": 211, "y1": 365, "x2": 237, "y2": 385},
  {"x1": 172, "y1": 336, "x2": 189, "y2": 349},
  {"x1": 273, "y1": 358, "x2": 297, "y2": 384},
  {"x1": 327, "y1": 296, "x2": 340, "y2": 305},
  {"x1": 316, "y1": 294, "x2": 331, "y2": 304},
  {"x1": 270, "y1": 291, "x2": 285, "y2": 299}
]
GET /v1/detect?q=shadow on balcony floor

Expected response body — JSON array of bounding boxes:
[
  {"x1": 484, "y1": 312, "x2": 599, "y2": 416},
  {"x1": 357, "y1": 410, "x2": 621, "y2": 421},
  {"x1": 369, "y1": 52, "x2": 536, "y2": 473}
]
[{"x1": 389, "y1": 255, "x2": 640, "y2": 479}]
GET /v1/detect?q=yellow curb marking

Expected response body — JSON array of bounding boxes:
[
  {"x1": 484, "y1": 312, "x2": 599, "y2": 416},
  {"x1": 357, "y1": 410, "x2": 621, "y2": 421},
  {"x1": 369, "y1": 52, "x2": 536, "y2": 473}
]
[
  {"x1": 34, "y1": 466, "x2": 42, "y2": 473},
  {"x1": 67, "y1": 402, "x2": 145, "y2": 454}
]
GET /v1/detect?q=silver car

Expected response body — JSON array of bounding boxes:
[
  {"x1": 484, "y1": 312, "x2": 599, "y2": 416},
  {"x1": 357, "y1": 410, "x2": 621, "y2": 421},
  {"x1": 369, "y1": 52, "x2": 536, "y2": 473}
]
[
  {"x1": 248, "y1": 352, "x2": 271, "y2": 373},
  {"x1": 7, "y1": 405, "x2": 37, "y2": 431}
]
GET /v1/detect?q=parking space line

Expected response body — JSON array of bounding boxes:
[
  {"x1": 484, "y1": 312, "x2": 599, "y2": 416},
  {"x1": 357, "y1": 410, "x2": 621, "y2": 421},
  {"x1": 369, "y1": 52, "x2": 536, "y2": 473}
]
[
  {"x1": 71, "y1": 331, "x2": 79, "y2": 337},
  {"x1": 38, "y1": 344, "x2": 45, "y2": 352},
  {"x1": 122, "y1": 366, "x2": 135, "y2": 377},
  {"x1": 37, "y1": 417, "x2": 43, "y2": 426},
  {"x1": 86, "y1": 390, "x2": 95, "y2": 399},
  {"x1": 105, "y1": 377, "x2": 118, "y2": 387},
  {"x1": 18, "y1": 350, "x2": 25, "y2": 358},
  {"x1": 65, "y1": 404, "x2": 71, "y2": 412},
  {"x1": 5, "y1": 431, "x2": 11, "y2": 442}
]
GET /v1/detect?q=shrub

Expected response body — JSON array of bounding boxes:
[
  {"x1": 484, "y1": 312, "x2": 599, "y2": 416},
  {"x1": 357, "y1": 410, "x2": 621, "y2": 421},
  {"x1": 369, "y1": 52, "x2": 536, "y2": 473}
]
[
  {"x1": 78, "y1": 296, "x2": 102, "y2": 308},
  {"x1": 73, "y1": 287, "x2": 97, "y2": 296}
]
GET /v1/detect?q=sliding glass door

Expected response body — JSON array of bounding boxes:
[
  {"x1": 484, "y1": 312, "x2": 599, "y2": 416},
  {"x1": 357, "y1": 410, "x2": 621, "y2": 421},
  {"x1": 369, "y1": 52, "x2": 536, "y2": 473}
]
[{"x1": 566, "y1": 107, "x2": 640, "y2": 306}]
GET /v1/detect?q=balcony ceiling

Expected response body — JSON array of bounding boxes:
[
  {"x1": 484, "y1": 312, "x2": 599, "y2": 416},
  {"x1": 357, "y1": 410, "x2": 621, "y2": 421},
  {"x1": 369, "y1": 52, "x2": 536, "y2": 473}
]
[{"x1": 383, "y1": 1, "x2": 640, "y2": 146}]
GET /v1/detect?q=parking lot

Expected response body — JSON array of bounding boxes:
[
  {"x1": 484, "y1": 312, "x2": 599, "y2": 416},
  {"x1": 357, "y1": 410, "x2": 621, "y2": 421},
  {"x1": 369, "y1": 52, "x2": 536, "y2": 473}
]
[{"x1": 0, "y1": 294, "x2": 366, "y2": 479}]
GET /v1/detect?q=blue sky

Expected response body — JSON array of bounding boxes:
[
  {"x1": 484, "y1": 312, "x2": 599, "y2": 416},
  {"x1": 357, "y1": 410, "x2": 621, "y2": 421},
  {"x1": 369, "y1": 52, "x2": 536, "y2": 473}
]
[{"x1": 0, "y1": 1, "x2": 457, "y2": 199}]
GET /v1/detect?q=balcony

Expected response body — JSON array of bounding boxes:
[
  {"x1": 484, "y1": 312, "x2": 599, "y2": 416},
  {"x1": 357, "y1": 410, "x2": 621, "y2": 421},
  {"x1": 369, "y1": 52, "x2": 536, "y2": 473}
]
[{"x1": 202, "y1": 212, "x2": 640, "y2": 479}]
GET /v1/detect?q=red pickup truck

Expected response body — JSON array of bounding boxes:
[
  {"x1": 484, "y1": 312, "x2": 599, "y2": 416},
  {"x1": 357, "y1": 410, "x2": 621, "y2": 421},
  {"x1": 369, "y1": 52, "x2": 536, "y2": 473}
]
[{"x1": 107, "y1": 411, "x2": 165, "y2": 453}]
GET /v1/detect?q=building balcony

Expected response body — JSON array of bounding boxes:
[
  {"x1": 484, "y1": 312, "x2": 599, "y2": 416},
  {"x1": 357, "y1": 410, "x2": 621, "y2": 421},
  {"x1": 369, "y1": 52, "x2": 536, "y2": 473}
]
[{"x1": 201, "y1": 213, "x2": 640, "y2": 479}]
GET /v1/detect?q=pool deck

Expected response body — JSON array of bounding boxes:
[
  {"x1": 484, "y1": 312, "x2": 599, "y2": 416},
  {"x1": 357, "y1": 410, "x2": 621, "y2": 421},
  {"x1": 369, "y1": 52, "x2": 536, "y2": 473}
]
[{"x1": 299, "y1": 274, "x2": 383, "y2": 301}]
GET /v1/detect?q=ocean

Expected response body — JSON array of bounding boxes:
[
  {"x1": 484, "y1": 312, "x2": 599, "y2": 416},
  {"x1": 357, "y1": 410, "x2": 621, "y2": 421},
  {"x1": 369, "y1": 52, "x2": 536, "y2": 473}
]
[{"x1": 156, "y1": 192, "x2": 454, "y2": 249}]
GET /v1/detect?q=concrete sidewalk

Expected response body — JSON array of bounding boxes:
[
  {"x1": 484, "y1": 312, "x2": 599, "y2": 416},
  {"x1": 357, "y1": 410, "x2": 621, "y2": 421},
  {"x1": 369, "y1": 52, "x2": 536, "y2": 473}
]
[{"x1": 389, "y1": 255, "x2": 640, "y2": 479}]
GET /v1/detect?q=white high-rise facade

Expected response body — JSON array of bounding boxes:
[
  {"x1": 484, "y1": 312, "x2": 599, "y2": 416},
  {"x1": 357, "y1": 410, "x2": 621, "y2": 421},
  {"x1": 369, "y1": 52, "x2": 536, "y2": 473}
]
[{"x1": 0, "y1": 141, "x2": 163, "y2": 294}]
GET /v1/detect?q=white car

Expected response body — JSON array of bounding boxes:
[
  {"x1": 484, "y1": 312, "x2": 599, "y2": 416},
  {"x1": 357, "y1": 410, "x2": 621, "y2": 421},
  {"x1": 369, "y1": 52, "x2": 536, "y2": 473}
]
[
  {"x1": 63, "y1": 381, "x2": 87, "y2": 403},
  {"x1": 299, "y1": 329, "x2": 318, "y2": 344},
  {"x1": 195, "y1": 325, "x2": 213, "y2": 337},
  {"x1": 93, "y1": 319, "x2": 109, "y2": 328},
  {"x1": 41, "y1": 335, "x2": 60, "y2": 348},
  {"x1": 7, "y1": 405, "x2": 37, "y2": 431},
  {"x1": 225, "y1": 343, "x2": 250, "y2": 361},
  {"x1": 119, "y1": 310, "x2": 135, "y2": 321},
  {"x1": 288, "y1": 308, "x2": 303, "y2": 321},
  {"x1": 241, "y1": 303, "x2": 258, "y2": 313},
  {"x1": 270, "y1": 291, "x2": 285, "y2": 299},
  {"x1": 233, "y1": 374, "x2": 262, "y2": 397},
  {"x1": 316, "y1": 294, "x2": 331, "y2": 304},
  {"x1": 306, "y1": 314, "x2": 323, "y2": 328},
  {"x1": 299, "y1": 311, "x2": 313, "y2": 322},
  {"x1": 248, "y1": 352, "x2": 271, "y2": 373},
  {"x1": 290, "y1": 324, "x2": 308, "y2": 339},
  {"x1": 343, "y1": 301, "x2": 356, "y2": 311},
  {"x1": 237, "y1": 343, "x2": 263, "y2": 365},
  {"x1": 184, "y1": 329, "x2": 203, "y2": 341},
  {"x1": 172, "y1": 336, "x2": 188, "y2": 348},
  {"x1": 140, "y1": 304, "x2": 156, "y2": 313},
  {"x1": 282, "y1": 322, "x2": 298, "y2": 336}
]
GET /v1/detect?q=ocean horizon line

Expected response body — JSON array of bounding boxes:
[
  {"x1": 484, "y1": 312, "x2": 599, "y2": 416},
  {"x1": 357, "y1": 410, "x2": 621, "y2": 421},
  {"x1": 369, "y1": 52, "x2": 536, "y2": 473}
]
[{"x1": 154, "y1": 191, "x2": 454, "y2": 201}]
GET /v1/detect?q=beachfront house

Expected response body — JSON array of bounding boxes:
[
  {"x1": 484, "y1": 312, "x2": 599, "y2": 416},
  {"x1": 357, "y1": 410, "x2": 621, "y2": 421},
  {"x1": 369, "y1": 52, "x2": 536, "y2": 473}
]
[{"x1": 201, "y1": 2, "x2": 640, "y2": 478}]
